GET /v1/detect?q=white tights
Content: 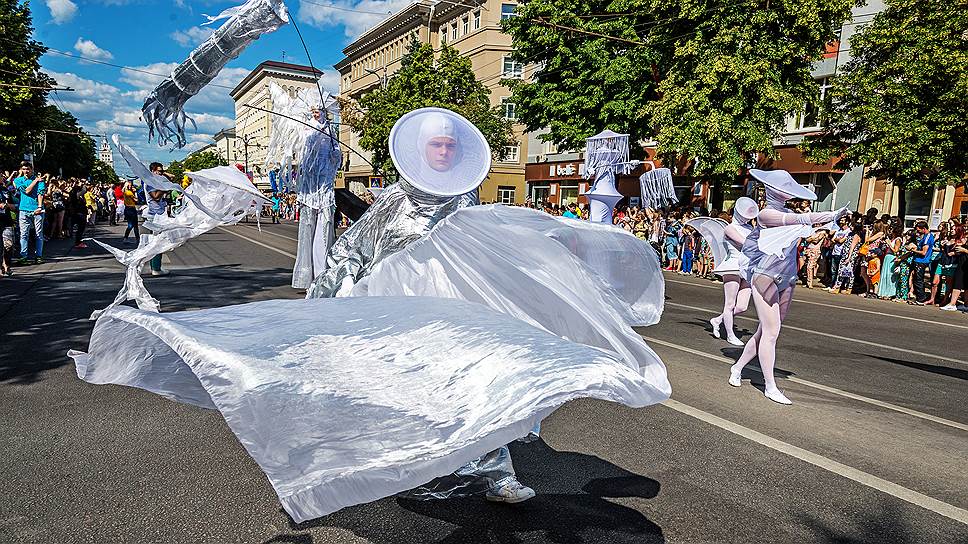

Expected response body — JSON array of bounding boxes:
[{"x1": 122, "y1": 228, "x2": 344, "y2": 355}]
[
  {"x1": 731, "y1": 274, "x2": 793, "y2": 393},
  {"x1": 717, "y1": 274, "x2": 751, "y2": 340}
]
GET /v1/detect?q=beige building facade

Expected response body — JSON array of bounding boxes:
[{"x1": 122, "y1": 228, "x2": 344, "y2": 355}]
[
  {"x1": 212, "y1": 127, "x2": 240, "y2": 165},
  {"x1": 230, "y1": 61, "x2": 323, "y2": 187},
  {"x1": 335, "y1": 0, "x2": 528, "y2": 203}
]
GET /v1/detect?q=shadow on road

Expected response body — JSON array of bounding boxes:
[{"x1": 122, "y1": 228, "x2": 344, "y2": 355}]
[
  {"x1": 287, "y1": 440, "x2": 665, "y2": 543},
  {"x1": 0, "y1": 264, "x2": 295, "y2": 385},
  {"x1": 864, "y1": 354, "x2": 967, "y2": 381}
]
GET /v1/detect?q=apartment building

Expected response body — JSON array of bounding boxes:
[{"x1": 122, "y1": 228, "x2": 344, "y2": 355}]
[
  {"x1": 230, "y1": 61, "x2": 323, "y2": 188},
  {"x1": 335, "y1": 0, "x2": 528, "y2": 203}
]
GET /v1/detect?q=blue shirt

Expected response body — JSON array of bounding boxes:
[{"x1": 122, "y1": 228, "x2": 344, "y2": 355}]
[
  {"x1": 562, "y1": 210, "x2": 578, "y2": 219},
  {"x1": 14, "y1": 176, "x2": 45, "y2": 213},
  {"x1": 914, "y1": 233, "x2": 935, "y2": 264}
]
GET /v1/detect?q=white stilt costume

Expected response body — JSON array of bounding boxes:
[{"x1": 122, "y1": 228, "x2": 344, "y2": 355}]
[
  {"x1": 687, "y1": 197, "x2": 759, "y2": 346},
  {"x1": 728, "y1": 170, "x2": 850, "y2": 404},
  {"x1": 69, "y1": 108, "x2": 671, "y2": 522}
]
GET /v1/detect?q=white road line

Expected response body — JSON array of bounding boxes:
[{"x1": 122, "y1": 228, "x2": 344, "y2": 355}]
[
  {"x1": 236, "y1": 224, "x2": 299, "y2": 243},
  {"x1": 665, "y1": 277, "x2": 968, "y2": 331},
  {"x1": 665, "y1": 301, "x2": 968, "y2": 368},
  {"x1": 644, "y1": 336, "x2": 968, "y2": 432},
  {"x1": 662, "y1": 399, "x2": 968, "y2": 525},
  {"x1": 216, "y1": 227, "x2": 297, "y2": 260}
]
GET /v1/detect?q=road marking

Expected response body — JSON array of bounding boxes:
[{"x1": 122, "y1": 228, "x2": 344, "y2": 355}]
[
  {"x1": 645, "y1": 336, "x2": 968, "y2": 432},
  {"x1": 237, "y1": 224, "x2": 299, "y2": 243},
  {"x1": 662, "y1": 399, "x2": 968, "y2": 525},
  {"x1": 216, "y1": 227, "x2": 297, "y2": 260},
  {"x1": 665, "y1": 277, "x2": 968, "y2": 331},
  {"x1": 665, "y1": 301, "x2": 968, "y2": 368}
]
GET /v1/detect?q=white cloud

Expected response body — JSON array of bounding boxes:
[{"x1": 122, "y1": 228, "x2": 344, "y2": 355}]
[
  {"x1": 46, "y1": 0, "x2": 77, "y2": 24},
  {"x1": 73, "y1": 38, "x2": 114, "y2": 61},
  {"x1": 298, "y1": 0, "x2": 407, "y2": 38},
  {"x1": 170, "y1": 26, "x2": 215, "y2": 47}
]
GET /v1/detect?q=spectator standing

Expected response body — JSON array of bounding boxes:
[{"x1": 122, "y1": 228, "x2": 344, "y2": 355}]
[
  {"x1": 828, "y1": 216, "x2": 852, "y2": 287},
  {"x1": 84, "y1": 184, "x2": 97, "y2": 226},
  {"x1": 0, "y1": 187, "x2": 15, "y2": 275},
  {"x1": 663, "y1": 214, "x2": 682, "y2": 271},
  {"x1": 924, "y1": 222, "x2": 961, "y2": 306},
  {"x1": 562, "y1": 203, "x2": 579, "y2": 219},
  {"x1": 828, "y1": 218, "x2": 865, "y2": 295},
  {"x1": 68, "y1": 182, "x2": 88, "y2": 249},
  {"x1": 940, "y1": 231, "x2": 968, "y2": 311},
  {"x1": 680, "y1": 226, "x2": 695, "y2": 275},
  {"x1": 146, "y1": 162, "x2": 173, "y2": 276},
  {"x1": 113, "y1": 182, "x2": 125, "y2": 225},
  {"x1": 911, "y1": 220, "x2": 935, "y2": 304},
  {"x1": 48, "y1": 183, "x2": 67, "y2": 239},
  {"x1": 121, "y1": 181, "x2": 140, "y2": 244},
  {"x1": 13, "y1": 162, "x2": 46, "y2": 264},
  {"x1": 803, "y1": 229, "x2": 827, "y2": 288}
]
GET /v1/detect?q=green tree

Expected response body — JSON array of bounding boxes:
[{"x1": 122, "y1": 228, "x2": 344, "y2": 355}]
[
  {"x1": 33, "y1": 105, "x2": 96, "y2": 178},
  {"x1": 800, "y1": 0, "x2": 968, "y2": 222},
  {"x1": 91, "y1": 159, "x2": 120, "y2": 185},
  {"x1": 342, "y1": 36, "x2": 517, "y2": 178},
  {"x1": 504, "y1": 0, "x2": 853, "y2": 180},
  {"x1": 166, "y1": 159, "x2": 185, "y2": 182},
  {"x1": 182, "y1": 150, "x2": 228, "y2": 172},
  {"x1": 0, "y1": 0, "x2": 56, "y2": 165}
]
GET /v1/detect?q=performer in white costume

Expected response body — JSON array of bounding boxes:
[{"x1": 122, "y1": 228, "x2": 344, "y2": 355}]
[
  {"x1": 728, "y1": 170, "x2": 850, "y2": 404},
  {"x1": 71, "y1": 108, "x2": 671, "y2": 522},
  {"x1": 687, "y1": 197, "x2": 759, "y2": 346}
]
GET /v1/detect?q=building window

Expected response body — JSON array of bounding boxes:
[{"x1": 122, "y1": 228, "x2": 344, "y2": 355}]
[
  {"x1": 474, "y1": 10, "x2": 481, "y2": 29},
  {"x1": 452, "y1": 23, "x2": 458, "y2": 40},
  {"x1": 463, "y1": 17, "x2": 469, "y2": 34},
  {"x1": 501, "y1": 145, "x2": 520, "y2": 163},
  {"x1": 501, "y1": 4, "x2": 517, "y2": 20},
  {"x1": 502, "y1": 55, "x2": 523, "y2": 78},
  {"x1": 501, "y1": 97, "x2": 517, "y2": 120},
  {"x1": 789, "y1": 77, "x2": 833, "y2": 131},
  {"x1": 497, "y1": 186, "x2": 516, "y2": 204},
  {"x1": 440, "y1": 26, "x2": 447, "y2": 44}
]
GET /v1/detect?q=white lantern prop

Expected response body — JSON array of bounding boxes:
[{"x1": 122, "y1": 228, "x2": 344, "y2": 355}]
[{"x1": 582, "y1": 130, "x2": 635, "y2": 224}]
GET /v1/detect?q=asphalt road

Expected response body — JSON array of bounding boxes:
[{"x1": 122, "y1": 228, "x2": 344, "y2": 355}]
[{"x1": 2, "y1": 220, "x2": 966, "y2": 544}]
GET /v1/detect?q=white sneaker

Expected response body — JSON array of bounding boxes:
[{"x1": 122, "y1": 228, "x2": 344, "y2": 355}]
[
  {"x1": 709, "y1": 317, "x2": 722, "y2": 338},
  {"x1": 728, "y1": 368, "x2": 742, "y2": 387},
  {"x1": 939, "y1": 305, "x2": 958, "y2": 312},
  {"x1": 726, "y1": 336, "x2": 744, "y2": 347},
  {"x1": 764, "y1": 388, "x2": 792, "y2": 405},
  {"x1": 485, "y1": 478, "x2": 535, "y2": 504},
  {"x1": 151, "y1": 270, "x2": 170, "y2": 277}
]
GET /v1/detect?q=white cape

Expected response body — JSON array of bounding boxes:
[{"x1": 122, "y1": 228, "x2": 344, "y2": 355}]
[{"x1": 69, "y1": 296, "x2": 667, "y2": 522}]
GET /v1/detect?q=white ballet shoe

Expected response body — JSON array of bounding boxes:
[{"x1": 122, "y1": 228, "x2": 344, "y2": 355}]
[
  {"x1": 764, "y1": 388, "x2": 792, "y2": 405},
  {"x1": 726, "y1": 335, "x2": 744, "y2": 347},
  {"x1": 728, "y1": 368, "x2": 742, "y2": 387},
  {"x1": 710, "y1": 317, "x2": 722, "y2": 338}
]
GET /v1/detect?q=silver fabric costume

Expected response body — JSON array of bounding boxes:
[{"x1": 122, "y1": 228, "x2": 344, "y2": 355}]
[
  {"x1": 142, "y1": 0, "x2": 288, "y2": 147},
  {"x1": 306, "y1": 180, "x2": 479, "y2": 298}
]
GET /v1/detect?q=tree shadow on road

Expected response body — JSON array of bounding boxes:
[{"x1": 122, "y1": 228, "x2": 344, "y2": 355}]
[
  {"x1": 864, "y1": 354, "x2": 967, "y2": 381},
  {"x1": 287, "y1": 440, "x2": 665, "y2": 544},
  {"x1": 797, "y1": 500, "x2": 966, "y2": 543},
  {"x1": 0, "y1": 264, "x2": 296, "y2": 385}
]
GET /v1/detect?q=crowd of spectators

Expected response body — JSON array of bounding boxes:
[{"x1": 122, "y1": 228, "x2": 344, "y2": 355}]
[{"x1": 511, "y1": 197, "x2": 968, "y2": 314}]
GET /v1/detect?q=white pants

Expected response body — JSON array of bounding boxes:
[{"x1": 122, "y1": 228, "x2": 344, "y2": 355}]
[{"x1": 292, "y1": 204, "x2": 334, "y2": 289}]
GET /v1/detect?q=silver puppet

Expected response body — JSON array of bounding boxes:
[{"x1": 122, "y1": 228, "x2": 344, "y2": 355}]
[{"x1": 142, "y1": 0, "x2": 289, "y2": 148}]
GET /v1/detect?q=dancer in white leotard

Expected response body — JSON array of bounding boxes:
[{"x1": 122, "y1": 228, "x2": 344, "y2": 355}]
[
  {"x1": 690, "y1": 197, "x2": 759, "y2": 346},
  {"x1": 728, "y1": 170, "x2": 850, "y2": 405}
]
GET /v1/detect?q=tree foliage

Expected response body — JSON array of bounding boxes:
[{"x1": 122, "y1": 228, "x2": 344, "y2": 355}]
[
  {"x1": 33, "y1": 105, "x2": 96, "y2": 177},
  {"x1": 504, "y1": 0, "x2": 853, "y2": 176},
  {"x1": 340, "y1": 36, "x2": 517, "y2": 177},
  {"x1": 182, "y1": 150, "x2": 228, "y2": 172},
  {"x1": 91, "y1": 159, "x2": 120, "y2": 185},
  {"x1": 0, "y1": 0, "x2": 56, "y2": 165},
  {"x1": 800, "y1": 0, "x2": 968, "y2": 211}
]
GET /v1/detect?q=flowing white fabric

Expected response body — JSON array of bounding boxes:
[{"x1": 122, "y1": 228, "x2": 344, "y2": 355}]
[
  {"x1": 68, "y1": 296, "x2": 667, "y2": 522},
  {"x1": 91, "y1": 145, "x2": 267, "y2": 317},
  {"x1": 638, "y1": 168, "x2": 677, "y2": 209},
  {"x1": 350, "y1": 205, "x2": 669, "y2": 389}
]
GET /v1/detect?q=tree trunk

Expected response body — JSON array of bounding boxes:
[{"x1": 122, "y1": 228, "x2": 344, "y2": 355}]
[{"x1": 896, "y1": 181, "x2": 907, "y2": 226}]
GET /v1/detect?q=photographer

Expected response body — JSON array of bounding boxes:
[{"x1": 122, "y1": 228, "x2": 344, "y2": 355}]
[{"x1": 13, "y1": 162, "x2": 47, "y2": 264}]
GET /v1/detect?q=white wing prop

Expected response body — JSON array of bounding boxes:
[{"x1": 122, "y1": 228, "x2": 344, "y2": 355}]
[
  {"x1": 686, "y1": 217, "x2": 730, "y2": 271},
  {"x1": 756, "y1": 224, "x2": 814, "y2": 258},
  {"x1": 90, "y1": 143, "x2": 267, "y2": 317},
  {"x1": 351, "y1": 205, "x2": 669, "y2": 387},
  {"x1": 69, "y1": 296, "x2": 668, "y2": 522}
]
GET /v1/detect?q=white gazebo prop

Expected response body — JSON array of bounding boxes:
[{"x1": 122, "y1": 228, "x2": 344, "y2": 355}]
[{"x1": 582, "y1": 130, "x2": 638, "y2": 224}]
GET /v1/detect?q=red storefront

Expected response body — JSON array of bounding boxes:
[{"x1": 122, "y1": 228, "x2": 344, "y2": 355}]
[{"x1": 525, "y1": 156, "x2": 710, "y2": 209}]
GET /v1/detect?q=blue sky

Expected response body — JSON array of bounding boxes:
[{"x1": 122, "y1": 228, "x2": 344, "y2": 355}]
[{"x1": 31, "y1": 0, "x2": 409, "y2": 174}]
